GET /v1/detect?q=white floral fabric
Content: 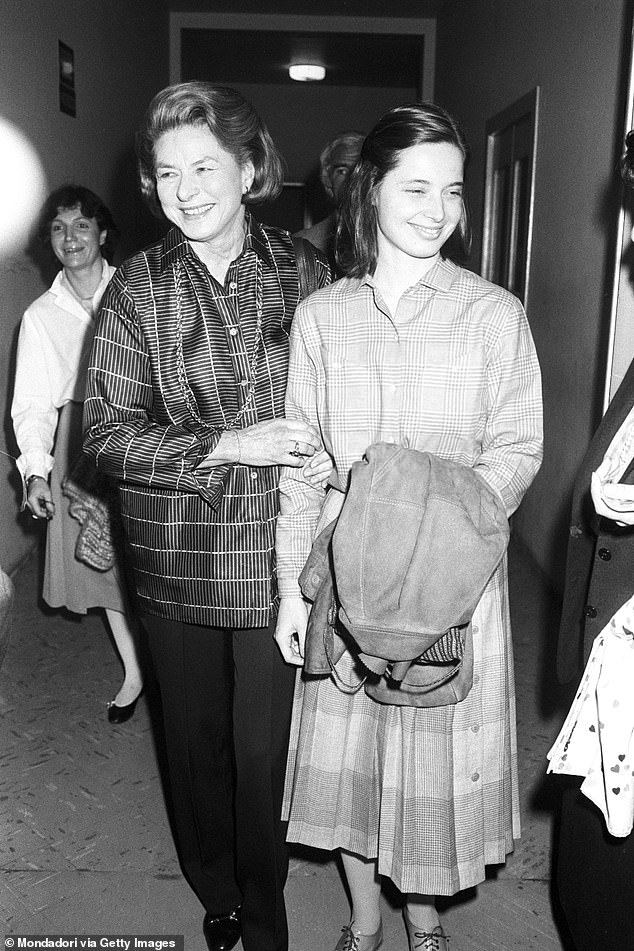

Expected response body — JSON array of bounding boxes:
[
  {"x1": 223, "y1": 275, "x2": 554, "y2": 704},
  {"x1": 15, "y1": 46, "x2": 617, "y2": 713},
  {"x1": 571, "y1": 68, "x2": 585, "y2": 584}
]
[
  {"x1": 547, "y1": 594, "x2": 634, "y2": 837},
  {"x1": 591, "y1": 402, "x2": 634, "y2": 522}
]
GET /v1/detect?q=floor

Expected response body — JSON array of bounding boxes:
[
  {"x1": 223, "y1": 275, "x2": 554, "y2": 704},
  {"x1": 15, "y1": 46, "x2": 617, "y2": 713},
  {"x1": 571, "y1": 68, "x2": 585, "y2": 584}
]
[{"x1": 0, "y1": 535, "x2": 577, "y2": 950}]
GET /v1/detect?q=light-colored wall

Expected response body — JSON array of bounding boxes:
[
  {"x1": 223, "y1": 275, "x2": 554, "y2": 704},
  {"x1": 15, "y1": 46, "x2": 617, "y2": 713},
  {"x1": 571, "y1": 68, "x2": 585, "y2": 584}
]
[
  {"x1": 0, "y1": 0, "x2": 168, "y2": 573},
  {"x1": 435, "y1": 0, "x2": 630, "y2": 585}
]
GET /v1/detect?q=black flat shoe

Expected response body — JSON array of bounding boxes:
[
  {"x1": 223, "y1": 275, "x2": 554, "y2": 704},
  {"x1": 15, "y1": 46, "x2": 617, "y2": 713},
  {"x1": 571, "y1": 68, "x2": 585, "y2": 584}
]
[
  {"x1": 106, "y1": 689, "x2": 143, "y2": 724},
  {"x1": 203, "y1": 907, "x2": 241, "y2": 951}
]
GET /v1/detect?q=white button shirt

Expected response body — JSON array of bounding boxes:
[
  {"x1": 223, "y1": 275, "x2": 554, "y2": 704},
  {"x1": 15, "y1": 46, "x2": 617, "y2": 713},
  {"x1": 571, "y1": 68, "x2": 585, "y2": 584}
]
[
  {"x1": 11, "y1": 260, "x2": 115, "y2": 480},
  {"x1": 548, "y1": 594, "x2": 634, "y2": 837}
]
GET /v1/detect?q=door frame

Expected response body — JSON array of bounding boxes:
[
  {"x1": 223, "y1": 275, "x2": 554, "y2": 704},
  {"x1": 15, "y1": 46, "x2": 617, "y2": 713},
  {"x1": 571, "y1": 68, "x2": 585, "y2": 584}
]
[
  {"x1": 168, "y1": 12, "x2": 436, "y2": 100},
  {"x1": 603, "y1": 18, "x2": 634, "y2": 409},
  {"x1": 481, "y1": 87, "x2": 540, "y2": 308}
]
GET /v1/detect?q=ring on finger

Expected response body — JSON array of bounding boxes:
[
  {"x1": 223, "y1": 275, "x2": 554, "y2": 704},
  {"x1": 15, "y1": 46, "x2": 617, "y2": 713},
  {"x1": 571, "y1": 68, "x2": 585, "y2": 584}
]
[{"x1": 289, "y1": 440, "x2": 302, "y2": 458}]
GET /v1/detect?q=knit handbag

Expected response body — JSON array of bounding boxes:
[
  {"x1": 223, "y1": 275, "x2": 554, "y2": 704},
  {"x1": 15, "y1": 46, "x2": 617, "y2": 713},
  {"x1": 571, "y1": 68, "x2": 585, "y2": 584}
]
[{"x1": 62, "y1": 454, "x2": 120, "y2": 572}]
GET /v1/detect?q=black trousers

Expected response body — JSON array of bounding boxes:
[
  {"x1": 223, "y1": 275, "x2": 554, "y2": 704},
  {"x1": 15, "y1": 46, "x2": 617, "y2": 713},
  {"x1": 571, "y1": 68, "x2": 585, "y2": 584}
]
[
  {"x1": 556, "y1": 783, "x2": 634, "y2": 950},
  {"x1": 144, "y1": 615, "x2": 296, "y2": 951}
]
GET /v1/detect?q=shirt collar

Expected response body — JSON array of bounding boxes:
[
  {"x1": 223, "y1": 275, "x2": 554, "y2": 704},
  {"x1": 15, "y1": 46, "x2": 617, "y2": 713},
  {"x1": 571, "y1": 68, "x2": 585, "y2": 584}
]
[
  {"x1": 159, "y1": 213, "x2": 275, "y2": 273},
  {"x1": 159, "y1": 228, "x2": 193, "y2": 272},
  {"x1": 243, "y1": 213, "x2": 275, "y2": 269},
  {"x1": 421, "y1": 256, "x2": 458, "y2": 291},
  {"x1": 52, "y1": 257, "x2": 111, "y2": 302},
  {"x1": 362, "y1": 256, "x2": 458, "y2": 294}
]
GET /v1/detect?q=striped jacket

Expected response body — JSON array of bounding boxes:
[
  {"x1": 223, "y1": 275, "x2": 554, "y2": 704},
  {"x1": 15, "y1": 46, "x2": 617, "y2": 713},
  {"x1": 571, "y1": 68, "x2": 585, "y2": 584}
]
[{"x1": 83, "y1": 217, "x2": 330, "y2": 627}]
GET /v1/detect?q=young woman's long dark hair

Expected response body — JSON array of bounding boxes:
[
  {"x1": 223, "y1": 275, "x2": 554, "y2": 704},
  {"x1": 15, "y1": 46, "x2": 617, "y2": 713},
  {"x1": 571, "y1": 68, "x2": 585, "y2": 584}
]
[{"x1": 336, "y1": 102, "x2": 471, "y2": 278}]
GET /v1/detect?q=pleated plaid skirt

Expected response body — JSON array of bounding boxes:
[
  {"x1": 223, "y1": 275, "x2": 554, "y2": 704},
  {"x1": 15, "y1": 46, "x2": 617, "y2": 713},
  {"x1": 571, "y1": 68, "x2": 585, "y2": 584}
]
[{"x1": 282, "y1": 555, "x2": 520, "y2": 896}]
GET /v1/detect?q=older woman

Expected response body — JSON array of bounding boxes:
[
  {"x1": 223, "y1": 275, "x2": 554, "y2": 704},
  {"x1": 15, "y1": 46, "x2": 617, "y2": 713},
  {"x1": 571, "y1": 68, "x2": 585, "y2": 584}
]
[
  {"x1": 83, "y1": 82, "x2": 330, "y2": 951},
  {"x1": 11, "y1": 184, "x2": 142, "y2": 723}
]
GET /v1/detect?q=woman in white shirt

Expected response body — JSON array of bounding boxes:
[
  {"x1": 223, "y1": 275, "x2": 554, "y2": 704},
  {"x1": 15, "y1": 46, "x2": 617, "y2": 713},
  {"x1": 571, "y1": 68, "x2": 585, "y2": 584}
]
[{"x1": 12, "y1": 185, "x2": 142, "y2": 723}]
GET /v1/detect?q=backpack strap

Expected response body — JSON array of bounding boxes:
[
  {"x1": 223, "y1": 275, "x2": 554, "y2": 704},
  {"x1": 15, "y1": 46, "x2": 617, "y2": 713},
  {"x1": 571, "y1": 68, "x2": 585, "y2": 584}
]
[{"x1": 291, "y1": 235, "x2": 322, "y2": 300}]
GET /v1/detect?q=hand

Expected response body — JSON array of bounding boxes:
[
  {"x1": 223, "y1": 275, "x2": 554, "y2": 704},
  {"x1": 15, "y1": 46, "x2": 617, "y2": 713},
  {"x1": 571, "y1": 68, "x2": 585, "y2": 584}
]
[
  {"x1": 200, "y1": 419, "x2": 323, "y2": 470},
  {"x1": 274, "y1": 597, "x2": 309, "y2": 666},
  {"x1": 238, "y1": 419, "x2": 323, "y2": 467},
  {"x1": 26, "y1": 476, "x2": 55, "y2": 520},
  {"x1": 301, "y1": 449, "x2": 334, "y2": 489}
]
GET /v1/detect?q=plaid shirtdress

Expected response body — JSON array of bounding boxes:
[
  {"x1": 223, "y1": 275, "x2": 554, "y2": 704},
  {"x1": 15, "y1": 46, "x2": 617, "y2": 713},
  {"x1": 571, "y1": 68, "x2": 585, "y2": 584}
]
[{"x1": 276, "y1": 258, "x2": 543, "y2": 895}]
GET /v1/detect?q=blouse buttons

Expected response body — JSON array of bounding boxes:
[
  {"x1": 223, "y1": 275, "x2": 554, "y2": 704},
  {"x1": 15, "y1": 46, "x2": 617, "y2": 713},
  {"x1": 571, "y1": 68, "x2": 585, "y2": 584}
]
[
  {"x1": 229, "y1": 281, "x2": 238, "y2": 291},
  {"x1": 229, "y1": 327, "x2": 239, "y2": 337},
  {"x1": 598, "y1": 547, "x2": 612, "y2": 561}
]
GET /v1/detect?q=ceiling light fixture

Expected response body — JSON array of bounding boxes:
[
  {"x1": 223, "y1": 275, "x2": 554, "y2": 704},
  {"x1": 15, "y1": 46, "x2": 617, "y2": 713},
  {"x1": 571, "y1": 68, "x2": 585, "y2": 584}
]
[{"x1": 289, "y1": 64, "x2": 326, "y2": 82}]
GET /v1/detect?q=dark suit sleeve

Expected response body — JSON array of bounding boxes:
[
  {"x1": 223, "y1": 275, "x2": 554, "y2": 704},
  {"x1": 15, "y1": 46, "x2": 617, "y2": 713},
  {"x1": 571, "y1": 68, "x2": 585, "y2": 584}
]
[{"x1": 557, "y1": 359, "x2": 634, "y2": 683}]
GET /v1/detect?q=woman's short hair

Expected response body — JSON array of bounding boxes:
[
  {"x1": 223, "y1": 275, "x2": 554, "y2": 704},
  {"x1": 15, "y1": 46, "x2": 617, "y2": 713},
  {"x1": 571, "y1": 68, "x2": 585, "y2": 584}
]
[
  {"x1": 137, "y1": 81, "x2": 284, "y2": 217},
  {"x1": 336, "y1": 102, "x2": 471, "y2": 277},
  {"x1": 37, "y1": 184, "x2": 119, "y2": 263}
]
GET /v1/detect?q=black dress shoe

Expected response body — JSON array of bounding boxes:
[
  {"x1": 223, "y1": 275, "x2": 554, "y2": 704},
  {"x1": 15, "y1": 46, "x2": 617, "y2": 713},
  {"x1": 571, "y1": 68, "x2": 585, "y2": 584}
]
[
  {"x1": 106, "y1": 689, "x2": 142, "y2": 724},
  {"x1": 203, "y1": 907, "x2": 241, "y2": 951}
]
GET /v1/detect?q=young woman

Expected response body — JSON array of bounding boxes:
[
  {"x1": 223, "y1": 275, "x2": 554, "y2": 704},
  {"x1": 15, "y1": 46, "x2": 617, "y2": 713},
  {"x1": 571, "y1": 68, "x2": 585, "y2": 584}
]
[{"x1": 275, "y1": 103, "x2": 543, "y2": 951}]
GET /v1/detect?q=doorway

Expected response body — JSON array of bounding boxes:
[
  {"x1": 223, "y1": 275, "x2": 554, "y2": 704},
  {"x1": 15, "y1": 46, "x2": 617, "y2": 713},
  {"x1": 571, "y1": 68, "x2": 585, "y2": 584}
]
[{"x1": 481, "y1": 88, "x2": 540, "y2": 305}]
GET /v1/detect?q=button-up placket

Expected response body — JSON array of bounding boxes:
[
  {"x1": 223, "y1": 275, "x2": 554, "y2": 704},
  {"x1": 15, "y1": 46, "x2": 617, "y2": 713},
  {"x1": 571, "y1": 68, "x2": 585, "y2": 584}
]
[{"x1": 211, "y1": 252, "x2": 261, "y2": 429}]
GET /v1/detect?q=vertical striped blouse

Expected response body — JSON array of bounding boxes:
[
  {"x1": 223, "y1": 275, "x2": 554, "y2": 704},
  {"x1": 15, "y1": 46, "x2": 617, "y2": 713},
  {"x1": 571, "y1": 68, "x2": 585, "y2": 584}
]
[{"x1": 83, "y1": 216, "x2": 330, "y2": 627}]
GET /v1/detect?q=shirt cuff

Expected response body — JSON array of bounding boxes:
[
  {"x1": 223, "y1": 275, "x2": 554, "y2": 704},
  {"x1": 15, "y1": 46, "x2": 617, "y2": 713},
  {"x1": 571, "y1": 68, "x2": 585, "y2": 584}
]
[
  {"x1": 16, "y1": 453, "x2": 54, "y2": 512},
  {"x1": 276, "y1": 574, "x2": 304, "y2": 599},
  {"x1": 16, "y1": 452, "x2": 54, "y2": 480},
  {"x1": 192, "y1": 464, "x2": 232, "y2": 511}
]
